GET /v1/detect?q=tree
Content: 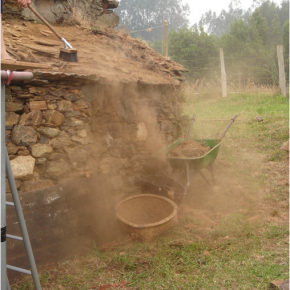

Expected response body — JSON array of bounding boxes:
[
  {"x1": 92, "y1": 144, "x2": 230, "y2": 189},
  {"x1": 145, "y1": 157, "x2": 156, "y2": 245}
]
[
  {"x1": 115, "y1": 0, "x2": 190, "y2": 42},
  {"x1": 149, "y1": 0, "x2": 288, "y2": 85},
  {"x1": 220, "y1": 19, "x2": 250, "y2": 58},
  {"x1": 257, "y1": 0, "x2": 279, "y2": 29},
  {"x1": 271, "y1": 13, "x2": 282, "y2": 46},
  {"x1": 168, "y1": 27, "x2": 218, "y2": 79},
  {"x1": 198, "y1": 0, "x2": 251, "y2": 36},
  {"x1": 279, "y1": 0, "x2": 289, "y2": 26},
  {"x1": 249, "y1": 10, "x2": 269, "y2": 48},
  {"x1": 220, "y1": 16, "x2": 273, "y2": 86}
]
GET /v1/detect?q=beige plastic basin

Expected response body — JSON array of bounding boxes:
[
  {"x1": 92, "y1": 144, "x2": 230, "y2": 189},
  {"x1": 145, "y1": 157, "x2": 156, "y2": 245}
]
[{"x1": 116, "y1": 194, "x2": 178, "y2": 242}]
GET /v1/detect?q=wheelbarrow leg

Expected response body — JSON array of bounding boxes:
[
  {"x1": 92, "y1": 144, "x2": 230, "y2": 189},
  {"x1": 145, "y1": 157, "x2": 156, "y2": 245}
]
[
  {"x1": 208, "y1": 163, "x2": 215, "y2": 186},
  {"x1": 198, "y1": 170, "x2": 213, "y2": 187},
  {"x1": 185, "y1": 162, "x2": 191, "y2": 194},
  {"x1": 167, "y1": 163, "x2": 173, "y2": 177},
  {"x1": 197, "y1": 163, "x2": 215, "y2": 187}
]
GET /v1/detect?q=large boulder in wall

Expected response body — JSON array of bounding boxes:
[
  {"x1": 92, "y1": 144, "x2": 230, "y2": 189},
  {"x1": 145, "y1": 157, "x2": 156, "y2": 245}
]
[{"x1": 21, "y1": 0, "x2": 119, "y2": 28}]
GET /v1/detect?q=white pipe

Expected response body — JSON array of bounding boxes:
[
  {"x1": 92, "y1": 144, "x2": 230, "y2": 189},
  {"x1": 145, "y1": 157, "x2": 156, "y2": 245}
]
[{"x1": 1, "y1": 71, "x2": 33, "y2": 81}]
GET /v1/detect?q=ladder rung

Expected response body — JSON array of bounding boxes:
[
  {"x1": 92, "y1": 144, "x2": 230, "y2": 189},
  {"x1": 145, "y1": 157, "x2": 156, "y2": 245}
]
[
  {"x1": 6, "y1": 234, "x2": 23, "y2": 241},
  {"x1": 7, "y1": 265, "x2": 31, "y2": 275},
  {"x1": 6, "y1": 201, "x2": 14, "y2": 206}
]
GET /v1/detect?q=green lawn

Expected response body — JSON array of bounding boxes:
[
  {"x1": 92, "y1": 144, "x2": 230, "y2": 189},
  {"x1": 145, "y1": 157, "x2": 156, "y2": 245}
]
[
  {"x1": 183, "y1": 93, "x2": 289, "y2": 160},
  {"x1": 15, "y1": 92, "x2": 289, "y2": 290}
]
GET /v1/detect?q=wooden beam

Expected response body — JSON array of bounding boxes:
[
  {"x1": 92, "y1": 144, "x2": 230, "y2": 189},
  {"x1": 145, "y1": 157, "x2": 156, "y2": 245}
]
[
  {"x1": 1, "y1": 60, "x2": 51, "y2": 71},
  {"x1": 277, "y1": 45, "x2": 287, "y2": 97},
  {"x1": 164, "y1": 20, "x2": 168, "y2": 60},
  {"x1": 220, "y1": 48, "x2": 227, "y2": 98}
]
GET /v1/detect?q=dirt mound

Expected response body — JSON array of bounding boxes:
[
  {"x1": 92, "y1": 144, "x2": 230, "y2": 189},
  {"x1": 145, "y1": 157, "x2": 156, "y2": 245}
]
[
  {"x1": 3, "y1": 20, "x2": 187, "y2": 85},
  {"x1": 169, "y1": 140, "x2": 211, "y2": 158}
]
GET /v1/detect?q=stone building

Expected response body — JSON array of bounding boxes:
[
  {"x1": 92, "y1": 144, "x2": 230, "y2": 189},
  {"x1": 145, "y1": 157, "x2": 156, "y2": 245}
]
[{"x1": 3, "y1": 12, "x2": 187, "y2": 278}]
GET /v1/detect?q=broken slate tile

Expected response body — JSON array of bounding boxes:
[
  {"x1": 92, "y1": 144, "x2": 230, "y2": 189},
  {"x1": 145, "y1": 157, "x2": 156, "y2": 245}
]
[
  {"x1": 6, "y1": 102, "x2": 24, "y2": 112},
  {"x1": 57, "y1": 100, "x2": 74, "y2": 112},
  {"x1": 65, "y1": 111, "x2": 82, "y2": 118},
  {"x1": 29, "y1": 101, "x2": 47, "y2": 111},
  {"x1": 5, "y1": 112, "x2": 20, "y2": 129}
]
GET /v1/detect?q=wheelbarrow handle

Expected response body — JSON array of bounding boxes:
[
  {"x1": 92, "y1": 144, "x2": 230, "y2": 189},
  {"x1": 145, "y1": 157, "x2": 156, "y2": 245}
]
[
  {"x1": 220, "y1": 114, "x2": 238, "y2": 139},
  {"x1": 187, "y1": 114, "x2": 196, "y2": 139}
]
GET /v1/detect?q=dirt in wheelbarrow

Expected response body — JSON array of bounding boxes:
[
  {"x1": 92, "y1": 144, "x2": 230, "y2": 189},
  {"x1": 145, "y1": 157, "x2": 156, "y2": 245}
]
[{"x1": 168, "y1": 140, "x2": 212, "y2": 158}]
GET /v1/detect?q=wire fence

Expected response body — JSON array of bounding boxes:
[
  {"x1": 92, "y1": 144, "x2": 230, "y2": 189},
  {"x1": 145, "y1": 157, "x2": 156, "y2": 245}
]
[
  {"x1": 177, "y1": 54, "x2": 282, "y2": 92},
  {"x1": 125, "y1": 23, "x2": 287, "y2": 95},
  {"x1": 128, "y1": 24, "x2": 166, "y2": 55},
  {"x1": 130, "y1": 25, "x2": 164, "y2": 34}
]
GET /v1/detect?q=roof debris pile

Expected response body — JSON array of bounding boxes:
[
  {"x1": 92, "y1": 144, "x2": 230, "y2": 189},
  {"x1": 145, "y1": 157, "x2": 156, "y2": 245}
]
[{"x1": 3, "y1": 21, "x2": 187, "y2": 85}]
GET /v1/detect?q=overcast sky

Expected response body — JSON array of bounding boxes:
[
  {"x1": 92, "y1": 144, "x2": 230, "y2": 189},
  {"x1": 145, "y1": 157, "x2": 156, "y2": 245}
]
[{"x1": 183, "y1": 0, "x2": 283, "y2": 25}]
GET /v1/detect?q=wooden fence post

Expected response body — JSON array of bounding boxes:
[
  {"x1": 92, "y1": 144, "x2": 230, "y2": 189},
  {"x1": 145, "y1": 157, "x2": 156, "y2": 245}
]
[
  {"x1": 277, "y1": 45, "x2": 287, "y2": 97},
  {"x1": 164, "y1": 20, "x2": 168, "y2": 60},
  {"x1": 220, "y1": 48, "x2": 227, "y2": 98}
]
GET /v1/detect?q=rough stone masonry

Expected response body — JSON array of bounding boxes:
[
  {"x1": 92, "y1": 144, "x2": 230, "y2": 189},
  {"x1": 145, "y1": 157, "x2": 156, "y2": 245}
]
[{"x1": 5, "y1": 72, "x2": 180, "y2": 197}]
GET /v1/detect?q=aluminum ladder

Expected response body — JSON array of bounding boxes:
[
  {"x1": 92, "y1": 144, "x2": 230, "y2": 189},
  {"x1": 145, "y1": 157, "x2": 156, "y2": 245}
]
[
  {"x1": 1, "y1": 74, "x2": 42, "y2": 289},
  {"x1": 5, "y1": 149, "x2": 42, "y2": 290}
]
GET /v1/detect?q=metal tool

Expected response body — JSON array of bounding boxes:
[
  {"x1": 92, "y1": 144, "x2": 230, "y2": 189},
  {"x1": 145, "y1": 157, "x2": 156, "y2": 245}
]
[
  {"x1": 220, "y1": 114, "x2": 238, "y2": 139},
  {"x1": 186, "y1": 113, "x2": 196, "y2": 139},
  {"x1": 28, "y1": 4, "x2": 78, "y2": 62}
]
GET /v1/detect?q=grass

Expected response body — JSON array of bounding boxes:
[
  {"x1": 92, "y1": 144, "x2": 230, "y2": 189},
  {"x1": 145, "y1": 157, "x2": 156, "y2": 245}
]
[
  {"x1": 16, "y1": 221, "x2": 289, "y2": 290},
  {"x1": 183, "y1": 93, "x2": 288, "y2": 159},
  {"x1": 15, "y1": 91, "x2": 289, "y2": 290}
]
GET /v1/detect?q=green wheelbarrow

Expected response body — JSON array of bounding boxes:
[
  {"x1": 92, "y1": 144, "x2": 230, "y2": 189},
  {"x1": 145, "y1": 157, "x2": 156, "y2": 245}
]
[{"x1": 151, "y1": 114, "x2": 238, "y2": 202}]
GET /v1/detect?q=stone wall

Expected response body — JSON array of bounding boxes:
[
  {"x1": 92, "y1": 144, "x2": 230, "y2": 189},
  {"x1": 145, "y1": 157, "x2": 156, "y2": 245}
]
[
  {"x1": 5, "y1": 73, "x2": 180, "y2": 197},
  {"x1": 87, "y1": 80, "x2": 180, "y2": 197},
  {"x1": 4, "y1": 0, "x2": 120, "y2": 28},
  {"x1": 5, "y1": 74, "x2": 95, "y2": 193}
]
